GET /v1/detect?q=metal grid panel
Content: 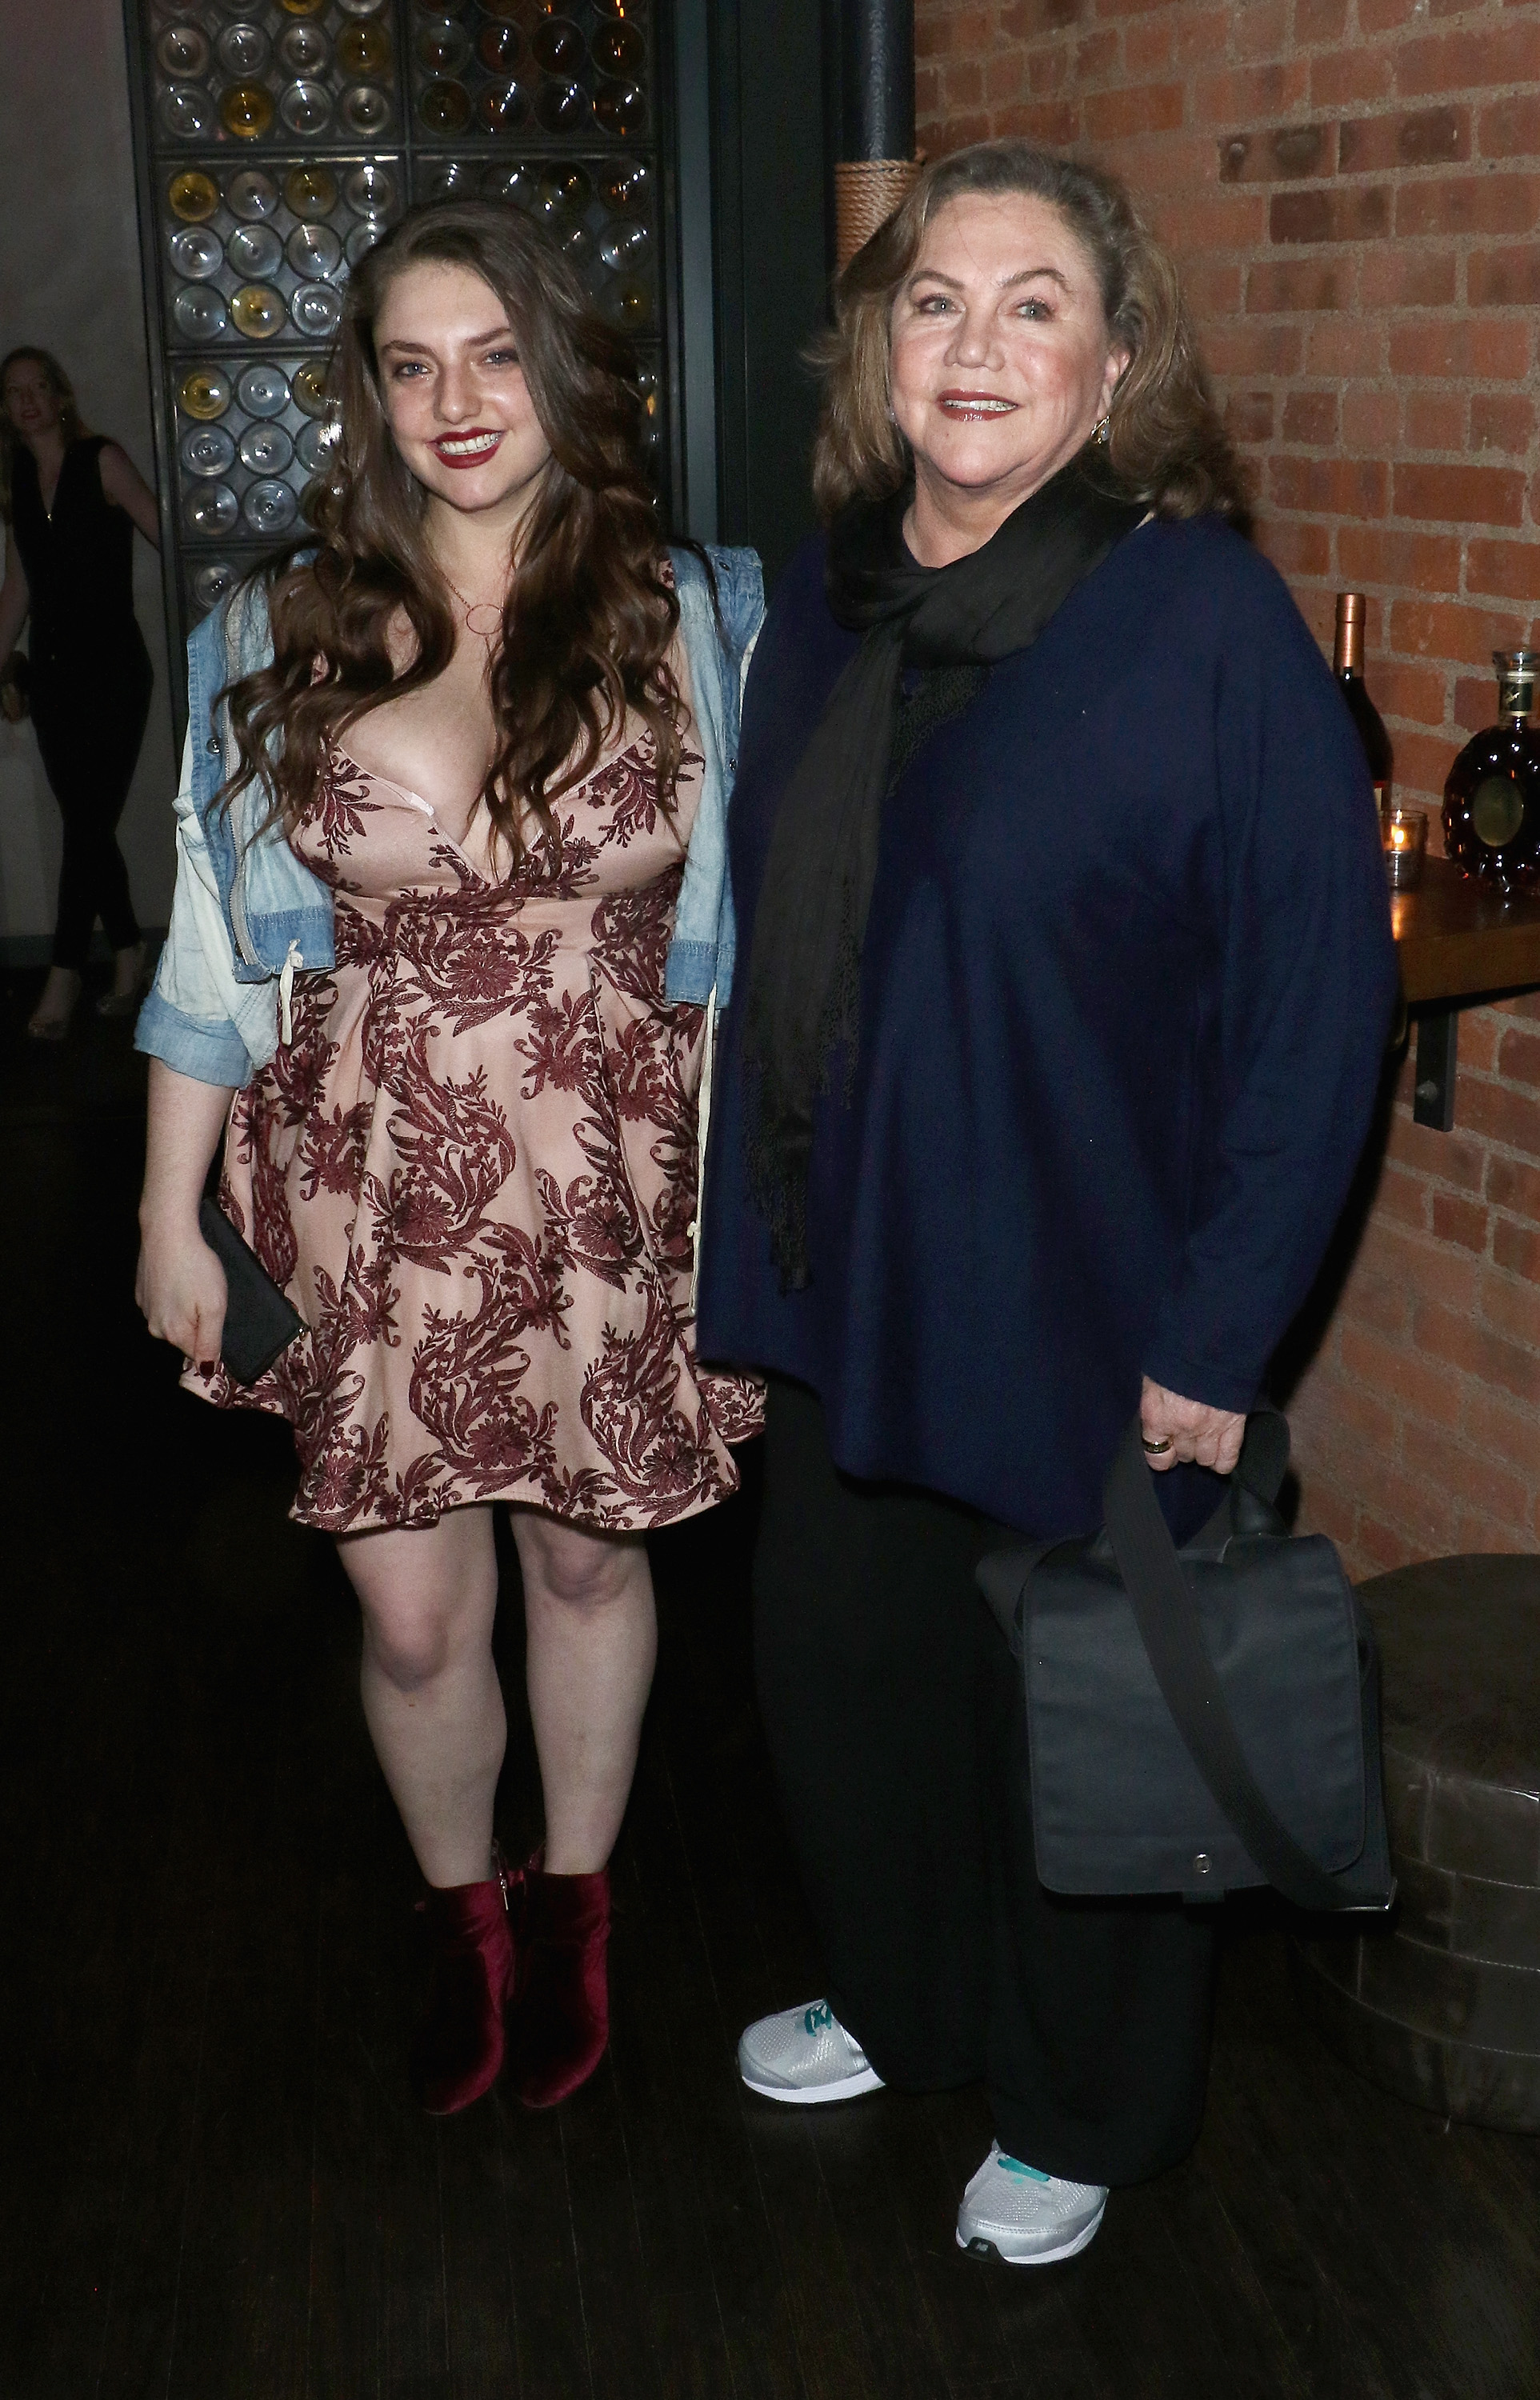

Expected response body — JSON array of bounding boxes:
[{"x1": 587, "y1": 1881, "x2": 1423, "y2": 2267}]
[{"x1": 122, "y1": 0, "x2": 675, "y2": 723}]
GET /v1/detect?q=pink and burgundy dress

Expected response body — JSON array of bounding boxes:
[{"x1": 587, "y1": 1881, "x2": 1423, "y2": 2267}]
[{"x1": 188, "y1": 722, "x2": 762, "y2": 1536}]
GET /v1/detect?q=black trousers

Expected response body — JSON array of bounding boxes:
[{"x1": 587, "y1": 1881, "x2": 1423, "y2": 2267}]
[
  {"x1": 34, "y1": 662, "x2": 150, "y2": 971},
  {"x1": 752, "y1": 1377, "x2": 1217, "y2": 2188}
]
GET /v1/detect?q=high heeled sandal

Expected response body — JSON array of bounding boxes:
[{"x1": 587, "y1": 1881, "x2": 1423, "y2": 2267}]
[
  {"x1": 504, "y1": 1850, "x2": 612, "y2": 2109},
  {"x1": 409, "y1": 1852, "x2": 516, "y2": 2116}
]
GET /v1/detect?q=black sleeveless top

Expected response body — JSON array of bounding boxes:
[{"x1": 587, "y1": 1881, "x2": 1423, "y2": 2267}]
[{"x1": 10, "y1": 435, "x2": 151, "y2": 715}]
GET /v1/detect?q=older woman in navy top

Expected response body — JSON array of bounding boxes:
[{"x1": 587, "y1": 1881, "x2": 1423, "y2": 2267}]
[{"x1": 697, "y1": 140, "x2": 1397, "y2": 2265}]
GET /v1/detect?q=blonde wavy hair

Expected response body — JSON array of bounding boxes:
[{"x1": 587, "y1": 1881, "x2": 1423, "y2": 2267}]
[
  {"x1": 812, "y1": 140, "x2": 1250, "y2": 528},
  {"x1": 0, "y1": 347, "x2": 88, "y2": 523}
]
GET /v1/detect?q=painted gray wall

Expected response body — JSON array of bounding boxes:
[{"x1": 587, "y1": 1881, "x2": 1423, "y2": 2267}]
[{"x1": 0, "y1": 0, "x2": 177, "y2": 951}]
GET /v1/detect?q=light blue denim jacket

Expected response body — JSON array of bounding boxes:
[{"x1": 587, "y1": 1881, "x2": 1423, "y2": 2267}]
[{"x1": 135, "y1": 542, "x2": 764, "y2": 1088}]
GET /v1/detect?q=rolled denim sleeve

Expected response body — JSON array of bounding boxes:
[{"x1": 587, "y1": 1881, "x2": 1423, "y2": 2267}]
[{"x1": 134, "y1": 729, "x2": 270, "y2": 1088}]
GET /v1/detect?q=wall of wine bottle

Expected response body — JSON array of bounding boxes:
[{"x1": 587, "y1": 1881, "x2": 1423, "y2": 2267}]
[{"x1": 122, "y1": 0, "x2": 676, "y2": 706}]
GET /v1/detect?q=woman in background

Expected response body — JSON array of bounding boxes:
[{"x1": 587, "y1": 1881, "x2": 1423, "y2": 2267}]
[{"x1": 0, "y1": 346, "x2": 161, "y2": 1039}]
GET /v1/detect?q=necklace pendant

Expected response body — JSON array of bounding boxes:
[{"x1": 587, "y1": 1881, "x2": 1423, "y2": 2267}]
[{"x1": 464, "y1": 601, "x2": 503, "y2": 640}]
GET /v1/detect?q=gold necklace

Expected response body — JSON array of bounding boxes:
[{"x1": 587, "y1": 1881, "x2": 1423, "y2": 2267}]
[{"x1": 439, "y1": 565, "x2": 507, "y2": 642}]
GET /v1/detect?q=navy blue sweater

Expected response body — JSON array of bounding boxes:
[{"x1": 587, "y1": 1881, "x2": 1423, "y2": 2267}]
[{"x1": 697, "y1": 514, "x2": 1398, "y2": 1538}]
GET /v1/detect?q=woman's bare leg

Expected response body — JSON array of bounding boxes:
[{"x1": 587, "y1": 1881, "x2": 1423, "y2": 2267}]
[
  {"x1": 340, "y1": 1506, "x2": 506, "y2": 1888},
  {"x1": 512, "y1": 1514, "x2": 656, "y2": 1874}
]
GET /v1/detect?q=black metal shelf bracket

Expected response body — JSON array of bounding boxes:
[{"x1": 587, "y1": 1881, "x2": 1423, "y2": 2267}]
[{"x1": 1412, "y1": 1007, "x2": 1458, "y2": 1132}]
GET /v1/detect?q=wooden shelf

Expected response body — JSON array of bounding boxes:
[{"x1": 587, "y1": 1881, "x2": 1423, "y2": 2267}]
[{"x1": 1392, "y1": 854, "x2": 1540, "y2": 1007}]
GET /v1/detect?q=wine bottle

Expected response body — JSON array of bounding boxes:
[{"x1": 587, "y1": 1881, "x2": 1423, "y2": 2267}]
[
  {"x1": 1334, "y1": 592, "x2": 1393, "y2": 812},
  {"x1": 1443, "y1": 652, "x2": 1540, "y2": 893}
]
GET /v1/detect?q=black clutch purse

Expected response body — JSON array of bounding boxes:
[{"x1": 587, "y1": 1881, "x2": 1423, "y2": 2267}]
[
  {"x1": 976, "y1": 1410, "x2": 1394, "y2": 1913},
  {"x1": 198, "y1": 1196, "x2": 304, "y2": 1385}
]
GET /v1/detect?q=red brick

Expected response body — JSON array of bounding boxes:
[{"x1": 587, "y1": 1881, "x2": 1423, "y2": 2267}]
[
  {"x1": 1402, "y1": 1422, "x2": 1530, "y2": 1531},
  {"x1": 1470, "y1": 395, "x2": 1536, "y2": 455},
  {"x1": 1457, "y1": 1514, "x2": 1535, "y2": 1559},
  {"x1": 1235, "y1": 0, "x2": 1290, "y2": 56},
  {"x1": 1358, "y1": 247, "x2": 1458, "y2": 309},
  {"x1": 1271, "y1": 186, "x2": 1391, "y2": 242},
  {"x1": 1467, "y1": 540, "x2": 1540, "y2": 606},
  {"x1": 1430, "y1": 1191, "x2": 1490, "y2": 1252},
  {"x1": 1359, "y1": 0, "x2": 1419, "y2": 30},
  {"x1": 1394, "y1": 25, "x2": 1540, "y2": 101},
  {"x1": 1397, "y1": 176, "x2": 1540, "y2": 239},
  {"x1": 1493, "y1": 1218, "x2": 1540, "y2": 1281},
  {"x1": 1225, "y1": 390, "x2": 1275, "y2": 443},
  {"x1": 1312, "y1": 46, "x2": 1394, "y2": 106},
  {"x1": 1123, "y1": 18, "x2": 1175, "y2": 72},
  {"x1": 942, "y1": 57, "x2": 985, "y2": 106},
  {"x1": 1387, "y1": 320, "x2": 1530, "y2": 378},
  {"x1": 1204, "y1": 319, "x2": 1305, "y2": 374},
  {"x1": 1479, "y1": 1265, "x2": 1540, "y2": 1352},
  {"x1": 1374, "y1": 1161, "x2": 1430, "y2": 1230},
  {"x1": 1414, "y1": 1299, "x2": 1540, "y2": 1406},
  {"x1": 1338, "y1": 528, "x2": 1463, "y2": 594},
  {"x1": 1392, "y1": 730, "x2": 1455, "y2": 805},
  {"x1": 1393, "y1": 463, "x2": 1527, "y2": 529},
  {"x1": 1295, "y1": 0, "x2": 1348, "y2": 38},
  {"x1": 1374, "y1": 658, "x2": 1449, "y2": 725},
  {"x1": 1156, "y1": 192, "x2": 1270, "y2": 252},
  {"x1": 1219, "y1": 120, "x2": 1338, "y2": 182},
  {"x1": 1403, "y1": 392, "x2": 1465, "y2": 451},
  {"x1": 1358, "y1": 1215, "x2": 1481, "y2": 1310},
  {"x1": 1198, "y1": 60, "x2": 1310, "y2": 120},
  {"x1": 1352, "y1": 1514, "x2": 1429, "y2": 1577},
  {"x1": 1454, "y1": 1073, "x2": 1540, "y2": 1155},
  {"x1": 1082, "y1": 81, "x2": 1185, "y2": 138},
  {"x1": 1183, "y1": 260, "x2": 1245, "y2": 318},
  {"x1": 1457, "y1": 1010, "x2": 1501, "y2": 1075},
  {"x1": 1385, "y1": 1114, "x2": 1486, "y2": 1189},
  {"x1": 1282, "y1": 390, "x2": 1339, "y2": 445},
  {"x1": 1337, "y1": 105, "x2": 1471, "y2": 170},
  {"x1": 1294, "y1": 1479, "x2": 1358, "y2": 1550},
  {"x1": 1462, "y1": 1384, "x2": 1540, "y2": 1472},
  {"x1": 1246, "y1": 258, "x2": 1351, "y2": 310},
  {"x1": 985, "y1": 50, "x2": 1028, "y2": 103},
  {"x1": 990, "y1": 99, "x2": 1081, "y2": 143},
  {"x1": 1454, "y1": 674, "x2": 1498, "y2": 734},
  {"x1": 1256, "y1": 516, "x2": 1333, "y2": 576},
  {"x1": 1074, "y1": 29, "x2": 1121, "y2": 78},
  {"x1": 1340, "y1": 381, "x2": 1397, "y2": 450},
  {"x1": 1469, "y1": 246, "x2": 1540, "y2": 308},
  {"x1": 1498, "y1": 1025, "x2": 1540, "y2": 1086},
  {"x1": 998, "y1": 0, "x2": 1086, "y2": 33},
  {"x1": 1392, "y1": 598, "x2": 1530, "y2": 667},
  {"x1": 1479, "y1": 94, "x2": 1540, "y2": 161},
  {"x1": 1270, "y1": 454, "x2": 1388, "y2": 515},
  {"x1": 1174, "y1": 7, "x2": 1230, "y2": 66}
]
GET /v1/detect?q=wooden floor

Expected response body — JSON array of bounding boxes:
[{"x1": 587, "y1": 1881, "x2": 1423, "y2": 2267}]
[{"x1": 3, "y1": 966, "x2": 1538, "y2": 2400}]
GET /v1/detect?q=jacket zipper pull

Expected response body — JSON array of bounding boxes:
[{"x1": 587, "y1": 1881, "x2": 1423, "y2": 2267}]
[{"x1": 278, "y1": 939, "x2": 303, "y2": 1046}]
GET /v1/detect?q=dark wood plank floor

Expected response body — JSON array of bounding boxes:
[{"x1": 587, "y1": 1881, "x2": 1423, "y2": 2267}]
[{"x1": 3, "y1": 965, "x2": 1538, "y2": 2399}]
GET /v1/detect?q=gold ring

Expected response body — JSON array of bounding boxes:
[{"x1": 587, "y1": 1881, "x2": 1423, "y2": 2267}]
[{"x1": 1141, "y1": 1435, "x2": 1174, "y2": 1455}]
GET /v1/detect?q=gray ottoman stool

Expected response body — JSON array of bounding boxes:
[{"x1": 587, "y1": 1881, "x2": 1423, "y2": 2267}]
[{"x1": 1292, "y1": 1554, "x2": 1540, "y2": 2131}]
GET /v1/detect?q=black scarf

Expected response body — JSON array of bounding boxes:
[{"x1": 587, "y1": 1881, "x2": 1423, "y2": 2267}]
[{"x1": 742, "y1": 450, "x2": 1146, "y2": 1288}]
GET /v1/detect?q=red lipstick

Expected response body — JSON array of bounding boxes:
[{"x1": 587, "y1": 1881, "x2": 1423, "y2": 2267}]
[{"x1": 430, "y1": 427, "x2": 505, "y2": 468}]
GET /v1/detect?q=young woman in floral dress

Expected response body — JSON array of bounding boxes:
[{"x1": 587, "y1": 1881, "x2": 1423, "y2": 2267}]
[{"x1": 134, "y1": 203, "x2": 762, "y2": 2114}]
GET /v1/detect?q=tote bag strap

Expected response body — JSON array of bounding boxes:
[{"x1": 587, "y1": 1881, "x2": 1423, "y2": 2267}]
[{"x1": 1102, "y1": 1414, "x2": 1348, "y2": 1912}]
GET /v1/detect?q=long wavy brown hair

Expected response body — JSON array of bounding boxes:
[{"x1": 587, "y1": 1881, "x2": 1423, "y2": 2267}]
[
  {"x1": 0, "y1": 347, "x2": 88, "y2": 523},
  {"x1": 813, "y1": 141, "x2": 1250, "y2": 528},
  {"x1": 222, "y1": 201, "x2": 684, "y2": 862}
]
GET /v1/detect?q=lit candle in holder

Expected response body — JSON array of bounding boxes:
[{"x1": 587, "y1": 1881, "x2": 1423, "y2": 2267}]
[{"x1": 1382, "y1": 804, "x2": 1427, "y2": 891}]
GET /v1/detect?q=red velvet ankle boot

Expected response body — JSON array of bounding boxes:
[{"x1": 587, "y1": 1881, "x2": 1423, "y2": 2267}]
[
  {"x1": 506, "y1": 1853, "x2": 611, "y2": 2108},
  {"x1": 410, "y1": 1869, "x2": 515, "y2": 2116}
]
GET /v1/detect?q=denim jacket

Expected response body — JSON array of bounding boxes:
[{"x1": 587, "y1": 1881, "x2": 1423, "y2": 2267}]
[{"x1": 135, "y1": 542, "x2": 764, "y2": 1090}]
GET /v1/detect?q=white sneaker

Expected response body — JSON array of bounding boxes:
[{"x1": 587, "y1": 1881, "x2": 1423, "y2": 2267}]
[
  {"x1": 737, "y1": 1998, "x2": 886, "y2": 2104},
  {"x1": 956, "y1": 2142, "x2": 1108, "y2": 2265}
]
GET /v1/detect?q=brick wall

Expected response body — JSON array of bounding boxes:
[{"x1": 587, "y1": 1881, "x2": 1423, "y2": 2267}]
[{"x1": 914, "y1": 0, "x2": 1540, "y2": 1577}]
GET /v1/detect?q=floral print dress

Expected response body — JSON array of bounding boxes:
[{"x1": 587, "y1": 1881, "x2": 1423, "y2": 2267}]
[{"x1": 188, "y1": 719, "x2": 762, "y2": 1535}]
